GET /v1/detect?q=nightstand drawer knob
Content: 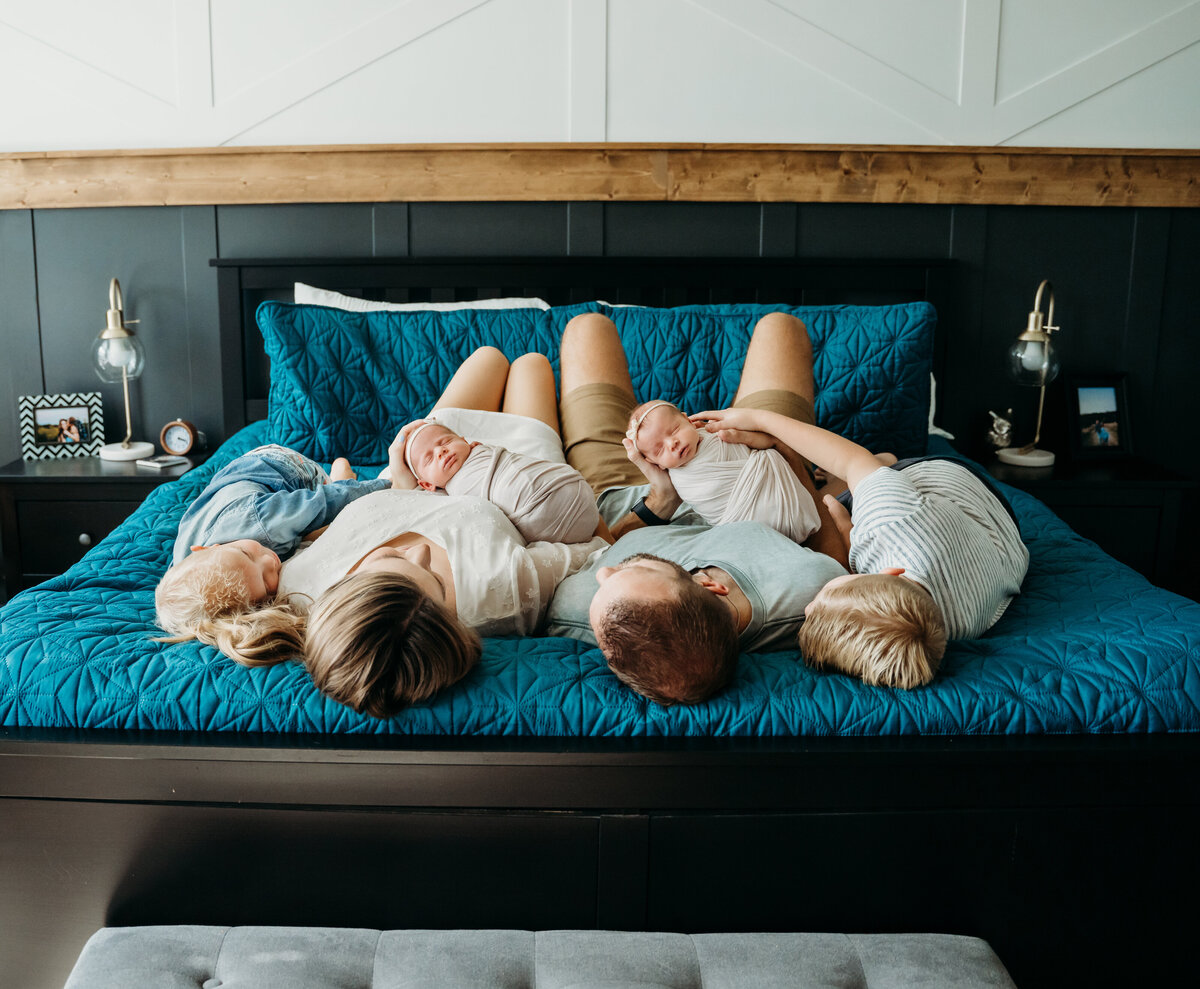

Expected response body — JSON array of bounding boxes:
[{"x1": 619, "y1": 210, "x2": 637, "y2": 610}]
[{"x1": 78, "y1": 533, "x2": 93, "y2": 547}]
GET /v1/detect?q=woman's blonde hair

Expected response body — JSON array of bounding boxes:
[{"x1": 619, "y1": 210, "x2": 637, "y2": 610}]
[
  {"x1": 304, "y1": 571, "x2": 481, "y2": 718},
  {"x1": 154, "y1": 553, "x2": 306, "y2": 666},
  {"x1": 797, "y1": 574, "x2": 947, "y2": 689}
]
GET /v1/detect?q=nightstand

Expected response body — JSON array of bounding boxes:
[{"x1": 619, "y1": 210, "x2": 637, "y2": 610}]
[
  {"x1": 987, "y1": 456, "x2": 1198, "y2": 591},
  {"x1": 0, "y1": 455, "x2": 204, "y2": 603}
]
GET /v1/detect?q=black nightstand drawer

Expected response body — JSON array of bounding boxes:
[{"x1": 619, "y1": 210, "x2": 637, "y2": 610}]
[
  {"x1": 988, "y1": 457, "x2": 1197, "y2": 596},
  {"x1": 0, "y1": 455, "x2": 206, "y2": 604},
  {"x1": 17, "y1": 500, "x2": 142, "y2": 574}
]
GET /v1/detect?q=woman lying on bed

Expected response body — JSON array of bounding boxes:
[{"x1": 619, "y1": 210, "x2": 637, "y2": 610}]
[{"x1": 208, "y1": 347, "x2": 607, "y2": 718}]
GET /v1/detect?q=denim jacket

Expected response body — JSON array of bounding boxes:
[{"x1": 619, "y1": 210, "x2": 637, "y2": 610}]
[{"x1": 172, "y1": 445, "x2": 389, "y2": 563}]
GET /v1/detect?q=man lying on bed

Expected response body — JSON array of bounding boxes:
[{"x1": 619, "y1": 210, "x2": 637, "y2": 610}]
[
  {"x1": 547, "y1": 311, "x2": 1029, "y2": 706},
  {"x1": 544, "y1": 311, "x2": 849, "y2": 705}
]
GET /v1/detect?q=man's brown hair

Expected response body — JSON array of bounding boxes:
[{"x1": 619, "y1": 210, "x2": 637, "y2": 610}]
[
  {"x1": 797, "y1": 574, "x2": 946, "y2": 689},
  {"x1": 594, "y1": 577, "x2": 739, "y2": 705}
]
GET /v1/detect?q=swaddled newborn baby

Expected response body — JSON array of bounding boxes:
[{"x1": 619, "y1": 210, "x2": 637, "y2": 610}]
[
  {"x1": 403, "y1": 414, "x2": 602, "y2": 545},
  {"x1": 626, "y1": 400, "x2": 820, "y2": 544}
]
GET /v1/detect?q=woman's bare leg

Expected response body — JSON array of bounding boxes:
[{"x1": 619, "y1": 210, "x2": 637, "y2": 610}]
[
  {"x1": 501, "y1": 353, "x2": 560, "y2": 435},
  {"x1": 430, "y1": 346, "x2": 509, "y2": 413}
]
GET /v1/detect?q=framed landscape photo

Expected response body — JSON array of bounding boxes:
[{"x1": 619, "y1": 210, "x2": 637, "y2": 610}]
[
  {"x1": 19, "y1": 392, "x2": 105, "y2": 460},
  {"x1": 1066, "y1": 374, "x2": 1132, "y2": 460}
]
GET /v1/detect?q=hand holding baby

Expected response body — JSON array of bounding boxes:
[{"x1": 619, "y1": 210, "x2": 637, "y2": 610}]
[{"x1": 383, "y1": 423, "x2": 422, "y2": 490}]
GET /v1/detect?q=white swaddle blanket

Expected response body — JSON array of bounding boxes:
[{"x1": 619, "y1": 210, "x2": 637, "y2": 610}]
[
  {"x1": 425, "y1": 407, "x2": 566, "y2": 463},
  {"x1": 668, "y1": 433, "x2": 821, "y2": 545},
  {"x1": 394, "y1": 408, "x2": 598, "y2": 544},
  {"x1": 444, "y1": 443, "x2": 600, "y2": 545}
]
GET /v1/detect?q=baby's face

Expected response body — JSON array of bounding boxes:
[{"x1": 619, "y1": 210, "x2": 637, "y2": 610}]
[
  {"x1": 635, "y1": 405, "x2": 701, "y2": 469},
  {"x1": 409, "y1": 425, "x2": 473, "y2": 489}
]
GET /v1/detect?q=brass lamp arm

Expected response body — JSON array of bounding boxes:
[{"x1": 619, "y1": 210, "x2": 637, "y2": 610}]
[
  {"x1": 101, "y1": 278, "x2": 139, "y2": 340},
  {"x1": 1031, "y1": 279, "x2": 1058, "y2": 336}
]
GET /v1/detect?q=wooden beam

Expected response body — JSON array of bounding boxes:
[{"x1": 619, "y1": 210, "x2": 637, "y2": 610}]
[
  {"x1": 668, "y1": 146, "x2": 1200, "y2": 207},
  {"x1": 0, "y1": 144, "x2": 1196, "y2": 210}
]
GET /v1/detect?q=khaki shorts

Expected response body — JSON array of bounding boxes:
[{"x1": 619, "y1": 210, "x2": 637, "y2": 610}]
[{"x1": 560, "y1": 383, "x2": 816, "y2": 497}]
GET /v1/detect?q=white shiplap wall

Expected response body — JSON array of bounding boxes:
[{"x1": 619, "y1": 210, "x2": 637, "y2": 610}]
[{"x1": 0, "y1": 0, "x2": 1198, "y2": 152}]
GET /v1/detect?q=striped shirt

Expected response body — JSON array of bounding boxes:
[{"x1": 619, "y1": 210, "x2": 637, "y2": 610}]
[{"x1": 848, "y1": 461, "x2": 1029, "y2": 639}]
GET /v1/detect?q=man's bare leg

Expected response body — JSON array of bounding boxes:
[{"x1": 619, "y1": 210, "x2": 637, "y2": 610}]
[
  {"x1": 733, "y1": 312, "x2": 847, "y2": 568},
  {"x1": 559, "y1": 313, "x2": 635, "y2": 398},
  {"x1": 734, "y1": 311, "x2": 815, "y2": 406},
  {"x1": 559, "y1": 314, "x2": 679, "y2": 537}
]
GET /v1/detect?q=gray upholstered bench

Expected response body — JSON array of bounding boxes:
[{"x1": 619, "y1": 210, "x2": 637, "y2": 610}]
[{"x1": 64, "y1": 927, "x2": 1016, "y2": 988}]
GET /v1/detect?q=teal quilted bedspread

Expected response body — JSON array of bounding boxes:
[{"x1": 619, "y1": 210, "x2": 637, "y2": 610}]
[{"x1": 3, "y1": 422, "x2": 1198, "y2": 736}]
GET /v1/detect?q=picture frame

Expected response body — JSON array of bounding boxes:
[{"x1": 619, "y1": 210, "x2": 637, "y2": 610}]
[
  {"x1": 1066, "y1": 373, "x2": 1132, "y2": 460},
  {"x1": 18, "y1": 392, "x2": 106, "y2": 460}
]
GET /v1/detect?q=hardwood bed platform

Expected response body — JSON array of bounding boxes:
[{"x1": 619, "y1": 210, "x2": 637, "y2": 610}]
[
  {"x1": 3, "y1": 727, "x2": 1198, "y2": 989},
  {"x1": 3, "y1": 258, "x2": 1197, "y2": 989}
]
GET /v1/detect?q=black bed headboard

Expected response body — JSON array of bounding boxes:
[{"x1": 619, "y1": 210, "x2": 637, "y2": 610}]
[{"x1": 211, "y1": 256, "x2": 955, "y2": 439}]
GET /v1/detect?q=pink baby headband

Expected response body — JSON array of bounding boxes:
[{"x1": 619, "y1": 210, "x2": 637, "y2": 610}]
[
  {"x1": 625, "y1": 401, "x2": 676, "y2": 452},
  {"x1": 403, "y1": 419, "x2": 441, "y2": 479}
]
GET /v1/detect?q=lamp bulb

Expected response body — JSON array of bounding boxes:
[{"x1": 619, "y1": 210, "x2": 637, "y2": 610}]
[
  {"x1": 92, "y1": 334, "x2": 146, "y2": 383},
  {"x1": 1021, "y1": 340, "x2": 1049, "y2": 371}
]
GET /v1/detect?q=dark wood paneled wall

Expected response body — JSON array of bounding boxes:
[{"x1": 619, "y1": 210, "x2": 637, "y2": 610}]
[{"x1": 0, "y1": 199, "x2": 1195, "y2": 584}]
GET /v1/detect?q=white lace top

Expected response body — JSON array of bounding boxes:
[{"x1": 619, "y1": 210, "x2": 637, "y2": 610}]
[{"x1": 278, "y1": 489, "x2": 606, "y2": 637}]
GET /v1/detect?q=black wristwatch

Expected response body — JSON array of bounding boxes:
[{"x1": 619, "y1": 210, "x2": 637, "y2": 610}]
[{"x1": 632, "y1": 496, "x2": 671, "y2": 526}]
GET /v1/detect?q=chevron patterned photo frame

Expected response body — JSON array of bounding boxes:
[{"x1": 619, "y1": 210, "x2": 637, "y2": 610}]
[{"x1": 19, "y1": 392, "x2": 105, "y2": 460}]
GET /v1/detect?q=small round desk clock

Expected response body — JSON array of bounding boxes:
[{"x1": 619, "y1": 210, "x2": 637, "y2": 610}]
[{"x1": 159, "y1": 418, "x2": 204, "y2": 455}]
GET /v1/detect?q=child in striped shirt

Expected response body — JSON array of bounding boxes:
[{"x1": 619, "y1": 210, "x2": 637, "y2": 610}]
[{"x1": 690, "y1": 407, "x2": 1029, "y2": 689}]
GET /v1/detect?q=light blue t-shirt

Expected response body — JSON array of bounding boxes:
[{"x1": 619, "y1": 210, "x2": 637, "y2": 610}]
[{"x1": 544, "y1": 520, "x2": 847, "y2": 652}]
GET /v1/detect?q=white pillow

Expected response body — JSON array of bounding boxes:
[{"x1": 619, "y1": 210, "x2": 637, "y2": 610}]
[
  {"x1": 294, "y1": 282, "x2": 550, "y2": 312},
  {"x1": 928, "y1": 372, "x2": 955, "y2": 439}
]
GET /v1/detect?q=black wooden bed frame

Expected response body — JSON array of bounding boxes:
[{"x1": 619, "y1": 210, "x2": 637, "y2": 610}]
[{"x1": 2, "y1": 257, "x2": 1197, "y2": 989}]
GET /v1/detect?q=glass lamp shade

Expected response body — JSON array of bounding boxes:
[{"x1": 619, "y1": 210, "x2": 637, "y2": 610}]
[
  {"x1": 92, "y1": 333, "x2": 146, "y2": 382},
  {"x1": 1007, "y1": 334, "x2": 1060, "y2": 388}
]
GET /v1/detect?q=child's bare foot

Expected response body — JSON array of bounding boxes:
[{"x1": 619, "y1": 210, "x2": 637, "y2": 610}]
[{"x1": 330, "y1": 457, "x2": 356, "y2": 481}]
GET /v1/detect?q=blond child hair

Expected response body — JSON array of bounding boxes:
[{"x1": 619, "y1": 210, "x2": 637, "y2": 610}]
[
  {"x1": 155, "y1": 551, "x2": 249, "y2": 634},
  {"x1": 154, "y1": 555, "x2": 305, "y2": 667},
  {"x1": 304, "y1": 571, "x2": 481, "y2": 718},
  {"x1": 797, "y1": 574, "x2": 947, "y2": 689}
]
